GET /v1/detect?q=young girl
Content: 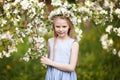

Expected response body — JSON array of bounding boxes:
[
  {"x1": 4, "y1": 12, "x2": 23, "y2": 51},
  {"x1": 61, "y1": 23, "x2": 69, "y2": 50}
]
[{"x1": 40, "y1": 15, "x2": 79, "y2": 80}]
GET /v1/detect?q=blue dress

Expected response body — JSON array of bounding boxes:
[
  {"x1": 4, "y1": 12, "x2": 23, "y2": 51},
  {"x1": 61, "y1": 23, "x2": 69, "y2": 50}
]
[{"x1": 45, "y1": 37, "x2": 77, "y2": 80}]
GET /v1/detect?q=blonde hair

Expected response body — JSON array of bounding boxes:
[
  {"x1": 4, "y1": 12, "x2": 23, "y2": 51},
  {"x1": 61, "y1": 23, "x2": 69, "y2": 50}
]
[{"x1": 52, "y1": 15, "x2": 75, "y2": 39}]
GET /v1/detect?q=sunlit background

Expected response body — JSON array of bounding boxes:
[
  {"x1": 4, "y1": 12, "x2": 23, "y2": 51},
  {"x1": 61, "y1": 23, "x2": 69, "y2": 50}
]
[{"x1": 0, "y1": 0, "x2": 120, "y2": 80}]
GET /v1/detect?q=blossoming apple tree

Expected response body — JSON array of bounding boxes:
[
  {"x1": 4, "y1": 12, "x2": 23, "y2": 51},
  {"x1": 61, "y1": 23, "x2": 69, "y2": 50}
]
[{"x1": 0, "y1": 0, "x2": 120, "y2": 61}]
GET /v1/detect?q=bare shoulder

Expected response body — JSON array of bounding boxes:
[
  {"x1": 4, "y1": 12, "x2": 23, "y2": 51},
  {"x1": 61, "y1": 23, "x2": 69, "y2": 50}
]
[
  {"x1": 72, "y1": 41, "x2": 79, "y2": 48},
  {"x1": 48, "y1": 37, "x2": 54, "y2": 43},
  {"x1": 71, "y1": 41, "x2": 79, "y2": 55},
  {"x1": 48, "y1": 37, "x2": 53, "y2": 41}
]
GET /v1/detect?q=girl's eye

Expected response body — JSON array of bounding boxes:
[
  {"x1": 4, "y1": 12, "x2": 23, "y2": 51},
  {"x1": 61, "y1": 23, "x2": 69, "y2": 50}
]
[
  {"x1": 56, "y1": 26, "x2": 60, "y2": 28},
  {"x1": 63, "y1": 26, "x2": 67, "y2": 28}
]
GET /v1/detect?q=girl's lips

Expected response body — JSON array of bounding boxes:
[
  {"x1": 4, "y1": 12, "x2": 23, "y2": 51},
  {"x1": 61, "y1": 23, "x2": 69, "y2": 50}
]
[
  {"x1": 58, "y1": 31, "x2": 64, "y2": 34},
  {"x1": 58, "y1": 33, "x2": 64, "y2": 35}
]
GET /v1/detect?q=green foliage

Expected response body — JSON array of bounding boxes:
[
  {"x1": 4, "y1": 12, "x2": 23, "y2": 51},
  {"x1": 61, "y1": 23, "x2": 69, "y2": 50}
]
[
  {"x1": 0, "y1": 56, "x2": 46, "y2": 80},
  {"x1": 76, "y1": 25, "x2": 120, "y2": 80},
  {"x1": 0, "y1": 24, "x2": 120, "y2": 80},
  {"x1": 0, "y1": 38, "x2": 46, "y2": 80},
  {"x1": 67, "y1": 0, "x2": 76, "y2": 3},
  {"x1": 0, "y1": 0, "x2": 120, "y2": 79}
]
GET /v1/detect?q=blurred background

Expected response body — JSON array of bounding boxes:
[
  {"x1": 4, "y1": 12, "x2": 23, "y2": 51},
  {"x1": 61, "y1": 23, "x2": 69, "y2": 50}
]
[{"x1": 0, "y1": 0, "x2": 120, "y2": 80}]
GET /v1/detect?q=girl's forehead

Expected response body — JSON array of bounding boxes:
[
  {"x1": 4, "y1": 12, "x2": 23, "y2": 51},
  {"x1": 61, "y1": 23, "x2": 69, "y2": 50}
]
[
  {"x1": 54, "y1": 18, "x2": 66, "y2": 21},
  {"x1": 54, "y1": 18, "x2": 68, "y2": 24}
]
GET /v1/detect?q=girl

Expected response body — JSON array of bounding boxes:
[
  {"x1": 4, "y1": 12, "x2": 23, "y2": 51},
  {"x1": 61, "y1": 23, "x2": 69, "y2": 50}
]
[{"x1": 40, "y1": 15, "x2": 79, "y2": 80}]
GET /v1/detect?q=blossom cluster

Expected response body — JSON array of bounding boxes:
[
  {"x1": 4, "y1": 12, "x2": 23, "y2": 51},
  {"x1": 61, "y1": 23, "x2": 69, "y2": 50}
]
[
  {"x1": 0, "y1": 0, "x2": 120, "y2": 60},
  {"x1": 99, "y1": 0, "x2": 120, "y2": 56},
  {"x1": 100, "y1": 25, "x2": 120, "y2": 57},
  {"x1": 0, "y1": 31, "x2": 17, "y2": 58},
  {"x1": 0, "y1": 0, "x2": 47, "y2": 61}
]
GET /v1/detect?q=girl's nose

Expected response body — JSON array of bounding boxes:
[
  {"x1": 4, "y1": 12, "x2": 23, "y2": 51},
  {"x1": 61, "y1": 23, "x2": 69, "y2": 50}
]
[{"x1": 59, "y1": 27, "x2": 63, "y2": 31}]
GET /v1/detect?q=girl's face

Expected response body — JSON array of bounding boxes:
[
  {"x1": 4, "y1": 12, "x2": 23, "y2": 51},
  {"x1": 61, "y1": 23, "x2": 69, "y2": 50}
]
[{"x1": 54, "y1": 18, "x2": 70, "y2": 38}]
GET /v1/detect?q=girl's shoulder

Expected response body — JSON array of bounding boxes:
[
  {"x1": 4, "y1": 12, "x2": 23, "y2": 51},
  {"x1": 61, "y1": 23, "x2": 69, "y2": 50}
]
[
  {"x1": 69, "y1": 38, "x2": 77, "y2": 43},
  {"x1": 48, "y1": 37, "x2": 54, "y2": 43},
  {"x1": 71, "y1": 39, "x2": 79, "y2": 47}
]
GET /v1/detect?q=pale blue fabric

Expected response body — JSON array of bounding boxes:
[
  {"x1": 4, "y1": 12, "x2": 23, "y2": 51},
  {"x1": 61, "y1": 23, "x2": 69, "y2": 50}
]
[{"x1": 45, "y1": 37, "x2": 77, "y2": 80}]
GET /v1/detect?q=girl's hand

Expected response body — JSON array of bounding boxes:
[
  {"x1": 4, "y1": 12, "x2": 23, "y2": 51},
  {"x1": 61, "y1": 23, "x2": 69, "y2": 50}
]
[{"x1": 40, "y1": 56, "x2": 52, "y2": 66}]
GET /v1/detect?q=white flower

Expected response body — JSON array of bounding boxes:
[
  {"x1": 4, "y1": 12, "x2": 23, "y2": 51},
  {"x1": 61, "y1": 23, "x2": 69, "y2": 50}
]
[
  {"x1": 117, "y1": 27, "x2": 120, "y2": 37},
  {"x1": 41, "y1": 9, "x2": 45, "y2": 15},
  {"x1": 0, "y1": 53, "x2": 3, "y2": 58},
  {"x1": 6, "y1": 11, "x2": 11, "y2": 17},
  {"x1": 13, "y1": 0, "x2": 21, "y2": 5},
  {"x1": 108, "y1": 39, "x2": 113, "y2": 46},
  {"x1": 100, "y1": 34, "x2": 108, "y2": 42},
  {"x1": 23, "y1": 56, "x2": 30, "y2": 62},
  {"x1": 100, "y1": 34, "x2": 113, "y2": 50},
  {"x1": 51, "y1": 0, "x2": 62, "y2": 6},
  {"x1": 112, "y1": 49, "x2": 117, "y2": 55},
  {"x1": 27, "y1": 48, "x2": 32, "y2": 53},
  {"x1": 48, "y1": 6, "x2": 77, "y2": 26},
  {"x1": 19, "y1": 38, "x2": 24, "y2": 43},
  {"x1": 100, "y1": 34, "x2": 108, "y2": 49},
  {"x1": 113, "y1": 28, "x2": 118, "y2": 33},
  {"x1": 71, "y1": 17, "x2": 77, "y2": 25},
  {"x1": 75, "y1": 28, "x2": 82, "y2": 41},
  {"x1": 29, "y1": 0, "x2": 38, "y2": 3},
  {"x1": 13, "y1": 18, "x2": 20, "y2": 26},
  {"x1": 6, "y1": 31, "x2": 12, "y2": 40},
  {"x1": 113, "y1": 27, "x2": 120, "y2": 37},
  {"x1": 105, "y1": 25, "x2": 113, "y2": 34},
  {"x1": 78, "y1": 7, "x2": 90, "y2": 13},
  {"x1": 1, "y1": 33, "x2": 7, "y2": 39},
  {"x1": 3, "y1": 3, "x2": 11, "y2": 10},
  {"x1": 25, "y1": 27, "x2": 33, "y2": 35},
  {"x1": 104, "y1": 0, "x2": 110, "y2": 7},
  {"x1": 13, "y1": 9, "x2": 19, "y2": 14},
  {"x1": 21, "y1": 32, "x2": 26, "y2": 38},
  {"x1": 78, "y1": 19, "x2": 81, "y2": 23},
  {"x1": 118, "y1": 50, "x2": 120, "y2": 57},
  {"x1": 115, "y1": 8, "x2": 120, "y2": 18},
  {"x1": 3, "y1": 51, "x2": 10, "y2": 57},
  {"x1": 100, "y1": 10, "x2": 108, "y2": 14},
  {"x1": 27, "y1": 23, "x2": 33, "y2": 28},
  {"x1": 115, "y1": 8, "x2": 120, "y2": 14},
  {"x1": 38, "y1": 2, "x2": 45, "y2": 8},
  {"x1": 28, "y1": 37, "x2": 33, "y2": 43},
  {"x1": 39, "y1": 44, "x2": 45, "y2": 49},
  {"x1": 1, "y1": 19, "x2": 7, "y2": 27},
  {"x1": 8, "y1": 45, "x2": 17, "y2": 53},
  {"x1": 28, "y1": 7, "x2": 36, "y2": 18},
  {"x1": 83, "y1": 16, "x2": 88, "y2": 22},
  {"x1": 20, "y1": 0, "x2": 30, "y2": 10},
  {"x1": 34, "y1": 37, "x2": 44, "y2": 43},
  {"x1": 85, "y1": 1, "x2": 94, "y2": 7},
  {"x1": 38, "y1": 27, "x2": 47, "y2": 35}
]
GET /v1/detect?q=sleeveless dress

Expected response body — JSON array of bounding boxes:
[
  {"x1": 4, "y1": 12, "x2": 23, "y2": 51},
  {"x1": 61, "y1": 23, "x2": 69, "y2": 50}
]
[{"x1": 45, "y1": 37, "x2": 77, "y2": 80}]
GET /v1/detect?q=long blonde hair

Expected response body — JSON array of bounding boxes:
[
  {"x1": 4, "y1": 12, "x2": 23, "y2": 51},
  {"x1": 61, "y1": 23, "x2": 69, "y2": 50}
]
[{"x1": 52, "y1": 15, "x2": 75, "y2": 39}]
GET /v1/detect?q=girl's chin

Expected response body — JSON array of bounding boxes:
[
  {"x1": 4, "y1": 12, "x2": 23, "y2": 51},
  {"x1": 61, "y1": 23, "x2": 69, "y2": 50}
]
[{"x1": 58, "y1": 35, "x2": 65, "y2": 38}]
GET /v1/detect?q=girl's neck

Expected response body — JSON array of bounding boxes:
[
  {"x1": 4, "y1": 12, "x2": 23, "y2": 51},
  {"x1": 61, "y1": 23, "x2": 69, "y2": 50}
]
[{"x1": 56, "y1": 35, "x2": 70, "y2": 41}]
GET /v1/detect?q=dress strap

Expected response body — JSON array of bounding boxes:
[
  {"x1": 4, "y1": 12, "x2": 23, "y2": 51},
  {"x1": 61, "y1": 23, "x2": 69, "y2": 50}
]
[{"x1": 53, "y1": 37, "x2": 57, "y2": 61}]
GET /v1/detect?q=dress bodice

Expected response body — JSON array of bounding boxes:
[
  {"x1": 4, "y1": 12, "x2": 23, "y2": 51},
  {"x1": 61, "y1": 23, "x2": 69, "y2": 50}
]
[{"x1": 48, "y1": 37, "x2": 75, "y2": 64}]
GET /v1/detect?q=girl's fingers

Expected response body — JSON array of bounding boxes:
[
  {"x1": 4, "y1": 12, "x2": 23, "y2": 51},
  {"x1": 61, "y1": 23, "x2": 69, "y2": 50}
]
[{"x1": 40, "y1": 56, "x2": 46, "y2": 62}]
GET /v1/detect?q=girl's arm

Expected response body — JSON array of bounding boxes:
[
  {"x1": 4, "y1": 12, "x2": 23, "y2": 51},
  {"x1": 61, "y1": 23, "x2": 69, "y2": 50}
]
[{"x1": 40, "y1": 41, "x2": 79, "y2": 72}]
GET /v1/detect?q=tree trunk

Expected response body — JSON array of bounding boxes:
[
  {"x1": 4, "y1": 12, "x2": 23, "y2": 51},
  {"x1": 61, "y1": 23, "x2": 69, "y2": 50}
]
[
  {"x1": 77, "y1": 0, "x2": 85, "y2": 4},
  {"x1": 77, "y1": 0, "x2": 91, "y2": 30}
]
